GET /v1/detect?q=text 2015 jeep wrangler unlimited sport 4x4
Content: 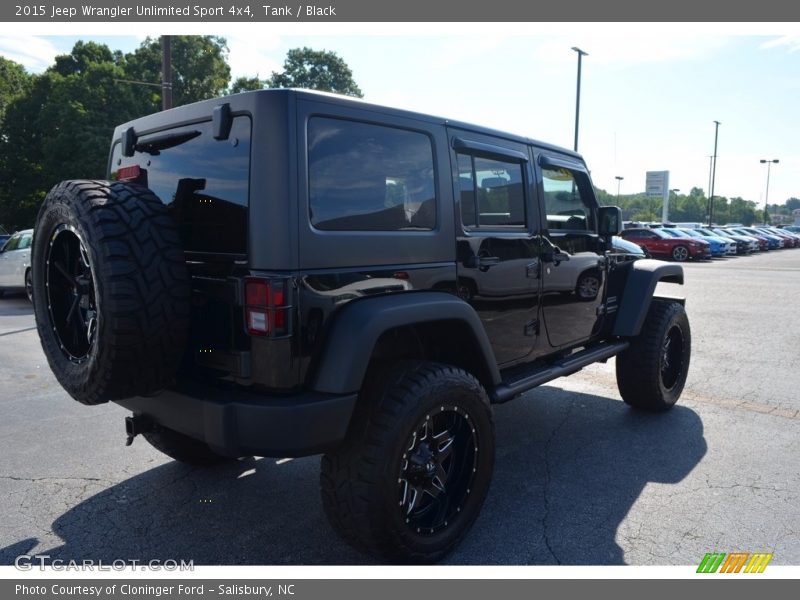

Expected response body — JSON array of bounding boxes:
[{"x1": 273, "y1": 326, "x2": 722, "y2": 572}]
[{"x1": 32, "y1": 89, "x2": 690, "y2": 563}]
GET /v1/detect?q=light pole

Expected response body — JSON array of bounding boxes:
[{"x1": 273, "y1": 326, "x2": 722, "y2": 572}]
[
  {"x1": 665, "y1": 188, "x2": 680, "y2": 223},
  {"x1": 571, "y1": 47, "x2": 588, "y2": 152},
  {"x1": 708, "y1": 121, "x2": 720, "y2": 225},
  {"x1": 760, "y1": 159, "x2": 779, "y2": 224},
  {"x1": 161, "y1": 35, "x2": 173, "y2": 110},
  {"x1": 615, "y1": 175, "x2": 624, "y2": 198}
]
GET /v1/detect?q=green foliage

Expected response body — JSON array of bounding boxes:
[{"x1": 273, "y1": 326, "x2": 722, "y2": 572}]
[
  {"x1": 786, "y1": 198, "x2": 800, "y2": 212},
  {"x1": 267, "y1": 47, "x2": 363, "y2": 97},
  {"x1": 596, "y1": 186, "x2": 760, "y2": 226},
  {"x1": 0, "y1": 56, "x2": 32, "y2": 123},
  {"x1": 230, "y1": 76, "x2": 264, "y2": 94}
]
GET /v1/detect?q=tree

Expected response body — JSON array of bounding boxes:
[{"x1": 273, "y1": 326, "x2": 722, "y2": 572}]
[
  {"x1": 230, "y1": 75, "x2": 264, "y2": 94},
  {"x1": 0, "y1": 57, "x2": 31, "y2": 124},
  {"x1": 785, "y1": 198, "x2": 800, "y2": 212},
  {"x1": 267, "y1": 47, "x2": 363, "y2": 97},
  {"x1": 125, "y1": 36, "x2": 231, "y2": 111},
  {"x1": 0, "y1": 49, "x2": 146, "y2": 229},
  {"x1": 52, "y1": 40, "x2": 119, "y2": 77}
]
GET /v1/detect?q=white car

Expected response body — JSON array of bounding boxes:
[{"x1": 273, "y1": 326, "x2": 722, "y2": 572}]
[{"x1": 0, "y1": 229, "x2": 33, "y2": 301}]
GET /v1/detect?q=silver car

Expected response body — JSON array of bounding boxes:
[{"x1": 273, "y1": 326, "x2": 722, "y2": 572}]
[{"x1": 0, "y1": 229, "x2": 33, "y2": 301}]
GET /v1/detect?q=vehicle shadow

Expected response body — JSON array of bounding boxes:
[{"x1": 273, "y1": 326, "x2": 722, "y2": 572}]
[
  {"x1": 0, "y1": 294, "x2": 33, "y2": 316},
  {"x1": 0, "y1": 386, "x2": 706, "y2": 565}
]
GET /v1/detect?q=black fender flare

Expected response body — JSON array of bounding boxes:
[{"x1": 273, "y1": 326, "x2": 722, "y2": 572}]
[
  {"x1": 310, "y1": 291, "x2": 501, "y2": 394},
  {"x1": 612, "y1": 259, "x2": 684, "y2": 337}
]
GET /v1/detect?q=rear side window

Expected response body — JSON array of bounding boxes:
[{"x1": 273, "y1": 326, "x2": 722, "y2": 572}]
[
  {"x1": 307, "y1": 117, "x2": 436, "y2": 231},
  {"x1": 457, "y1": 153, "x2": 526, "y2": 228},
  {"x1": 111, "y1": 117, "x2": 251, "y2": 255}
]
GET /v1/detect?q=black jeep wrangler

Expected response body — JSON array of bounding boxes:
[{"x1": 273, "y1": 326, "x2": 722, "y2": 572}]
[{"x1": 32, "y1": 89, "x2": 690, "y2": 563}]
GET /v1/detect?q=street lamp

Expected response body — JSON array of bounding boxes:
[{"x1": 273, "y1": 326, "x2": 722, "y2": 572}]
[
  {"x1": 571, "y1": 47, "x2": 588, "y2": 152},
  {"x1": 760, "y1": 159, "x2": 779, "y2": 224},
  {"x1": 708, "y1": 121, "x2": 721, "y2": 225},
  {"x1": 615, "y1": 175, "x2": 624, "y2": 198}
]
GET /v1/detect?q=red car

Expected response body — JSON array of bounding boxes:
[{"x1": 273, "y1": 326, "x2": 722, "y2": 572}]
[{"x1": 620, "y1": 227, "x2": 710, "y2": 261}]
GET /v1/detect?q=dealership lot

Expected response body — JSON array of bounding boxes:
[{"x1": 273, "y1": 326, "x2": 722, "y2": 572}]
[{"x1": 0, "y1": 251, "x2": 798, "y2": 566}]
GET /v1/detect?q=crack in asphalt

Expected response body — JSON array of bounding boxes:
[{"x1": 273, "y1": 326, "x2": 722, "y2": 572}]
[
  {"x1": 540, "y1": 399, "x2": 575, "y2": 565},
  {"x1": 0, "y1": 475, "x2": 105, "y2": 483},
  {"x1": 0, "y1": 326, "x2": 38, "y2": 337}
]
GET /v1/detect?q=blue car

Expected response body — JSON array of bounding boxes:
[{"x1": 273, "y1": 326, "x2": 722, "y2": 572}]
[
  {"x1": 691, "y1": 228, "x2": 738, "y2": 255},
  {"x1": 733, "y1": 227, "x2": 780, "y2": 250},
  {"x1": 668, "y1": 227, "x2": 727, "y2": 257}
]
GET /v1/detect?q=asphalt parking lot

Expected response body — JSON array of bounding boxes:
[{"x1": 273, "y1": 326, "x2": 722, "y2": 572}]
[{"x1": 1, "y1": 250, "x2": 798, "y2": 566}]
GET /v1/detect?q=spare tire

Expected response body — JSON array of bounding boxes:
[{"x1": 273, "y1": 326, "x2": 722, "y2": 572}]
[{"x1": 32, "y1": 180, "x2": 191, "y2": 405}]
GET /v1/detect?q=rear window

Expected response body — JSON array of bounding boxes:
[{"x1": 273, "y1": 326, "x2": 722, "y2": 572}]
[
  {"x1": 111, "y1": 116, "x2": 251, "y2": 255},
  {"x1": 307, "y1": 117, "x2": 436, "y2": 231}
]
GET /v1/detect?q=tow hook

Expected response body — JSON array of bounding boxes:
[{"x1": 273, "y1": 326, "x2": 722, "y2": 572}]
[{"x1": 125, "y1": 415, "x2": 154, "y2": 446}]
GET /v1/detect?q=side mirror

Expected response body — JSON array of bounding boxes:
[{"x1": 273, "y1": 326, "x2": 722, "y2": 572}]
[{"x1": 598, "y1": 206, "x2": 622, "y2": 237}]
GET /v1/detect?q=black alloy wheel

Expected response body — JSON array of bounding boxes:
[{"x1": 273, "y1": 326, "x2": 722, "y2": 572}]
[
  {"x1": 45, "y1": 225, "x2": 97, "y2": 363},
  {"x1": 398, "y1": 406, "x2": 478, "y2": 535}
]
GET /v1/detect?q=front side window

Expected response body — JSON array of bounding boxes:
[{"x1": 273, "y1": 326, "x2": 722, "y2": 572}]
[
  {"x1": 542, "y1": 166, "x2": 595, "y2": 232},
  {"x1": 457, "y1": 153, "x2": 525, "y2": 228},
  {"x1": 308, "y1": 118, "x2": 436, "y2": 231}
]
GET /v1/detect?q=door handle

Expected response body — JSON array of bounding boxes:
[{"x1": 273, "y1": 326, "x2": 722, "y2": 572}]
[
  {"x1": 542, "y1": 249, "x2": 570, "y2": 266},
  {"x1": 526, "y1": 261, "x2": 540, "y2": 279},
  {"x1": 466, "y1": 255, "x2": 500, "y2": 269}
]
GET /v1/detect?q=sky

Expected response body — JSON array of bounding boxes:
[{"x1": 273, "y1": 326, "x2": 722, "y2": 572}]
[{"x1": 1, "y1": 24, "x2": 799, "y2": 208}]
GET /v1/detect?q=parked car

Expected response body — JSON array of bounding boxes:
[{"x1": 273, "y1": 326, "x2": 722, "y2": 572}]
[
  {"x1": 662, "y1": 227, "x2": 724, "y2": 257},
  {"x1": 772, "y1": 227, "x2": 800, "y2": 245},
  {"x1": 728, "y1": 227, "x2": 774, "y2": 251},
  {"x1": 0, "y1": 229, "x2": 33, "y2": 301},
  {"x1": 758, "y1": 227, "x2": 798, "y2": 248},
  {"x1": 620, "y1": 227, "x2": 709, "y2": 261},
  {"x1": 782, "y1": 225, "x2": 800, "y2": 234},
  {"x1": 0, "y1": 225, "x2": 11, "y2": 247},
  {"x1": 709, "y1": 228, "x2": 758, "y2": 253},
  {"x1": 611, "y1": 235, "x2": 650, "y2": 261},
  {"x1": 689, "y1": 227, "x2": 738, "y2": 256}
]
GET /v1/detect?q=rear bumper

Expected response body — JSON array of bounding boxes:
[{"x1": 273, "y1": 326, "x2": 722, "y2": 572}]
[{"x1": 117, "y1": 381, "x2": 358, "y2": 458}]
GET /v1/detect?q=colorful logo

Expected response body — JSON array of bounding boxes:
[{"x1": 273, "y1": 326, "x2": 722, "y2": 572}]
[{"x1": 697, "y1": 552, "x2": 773, "y2": 573}]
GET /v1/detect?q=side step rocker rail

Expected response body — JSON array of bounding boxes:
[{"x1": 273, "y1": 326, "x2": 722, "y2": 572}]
[{"x1": 491, "y1": 341, "x2": 629, "y2": 403}]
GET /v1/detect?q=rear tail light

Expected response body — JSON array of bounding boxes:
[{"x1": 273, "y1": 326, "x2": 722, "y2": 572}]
[
  {"x1": 115, "y1": 164, "x2": 149, "y2": 186},
  {"x1": 244, "y1": 278, "x2": 289, "y2": 337}
]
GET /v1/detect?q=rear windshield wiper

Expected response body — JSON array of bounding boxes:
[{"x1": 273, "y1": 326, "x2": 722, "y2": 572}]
[{"x1": 134, "y1": 130, "x2": 201, "y2": 155}]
